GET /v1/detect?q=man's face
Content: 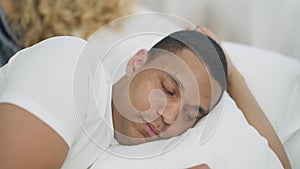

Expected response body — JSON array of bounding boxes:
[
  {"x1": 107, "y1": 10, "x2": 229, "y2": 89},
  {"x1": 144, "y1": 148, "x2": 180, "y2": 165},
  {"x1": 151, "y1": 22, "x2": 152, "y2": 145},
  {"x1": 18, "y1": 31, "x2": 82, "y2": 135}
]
[{"x1": 112, "y1": 49, "x2": 222, "y2": 145}]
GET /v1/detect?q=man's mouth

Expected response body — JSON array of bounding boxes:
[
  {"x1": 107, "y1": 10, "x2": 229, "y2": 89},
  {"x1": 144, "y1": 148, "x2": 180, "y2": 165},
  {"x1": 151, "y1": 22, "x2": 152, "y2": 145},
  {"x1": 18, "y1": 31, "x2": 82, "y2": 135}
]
[{"x1": 144, "y1": 122, "x2": 160, "y2": 137}]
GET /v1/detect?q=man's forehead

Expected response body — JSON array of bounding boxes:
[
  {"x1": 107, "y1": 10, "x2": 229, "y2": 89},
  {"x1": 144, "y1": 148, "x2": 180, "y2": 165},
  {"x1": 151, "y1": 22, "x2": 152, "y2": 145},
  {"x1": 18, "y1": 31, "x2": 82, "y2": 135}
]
[
  {"x1": 148, "y1": 48, "x2": 205, "y2": 70},
  {"x1": 147, "y1": 48, "x2": 210, "y2": 86}
]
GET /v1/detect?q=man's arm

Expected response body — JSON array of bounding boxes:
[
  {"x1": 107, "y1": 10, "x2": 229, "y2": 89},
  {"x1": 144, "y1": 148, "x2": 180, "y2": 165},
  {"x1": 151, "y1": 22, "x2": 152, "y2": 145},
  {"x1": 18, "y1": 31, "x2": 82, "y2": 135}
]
[
  {"x1": 0, "y1": 103, "x2": 69, "y2": 169},
  {"x1": 192, "y1": 26, "x2": 291, "y2": 169},
  {"x1": 188, "y1": 164, "x2": 210, "y2": 169},
  {"x1": 226, "y1": 70, "x2": 291, "y2": 169}
]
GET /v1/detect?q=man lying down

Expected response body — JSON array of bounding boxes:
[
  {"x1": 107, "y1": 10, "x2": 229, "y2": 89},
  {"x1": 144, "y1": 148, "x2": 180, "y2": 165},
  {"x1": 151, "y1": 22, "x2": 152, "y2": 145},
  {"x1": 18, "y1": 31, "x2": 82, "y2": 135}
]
[{"x1": 0, "y1": 26, "x2": 291, "y2": 169}]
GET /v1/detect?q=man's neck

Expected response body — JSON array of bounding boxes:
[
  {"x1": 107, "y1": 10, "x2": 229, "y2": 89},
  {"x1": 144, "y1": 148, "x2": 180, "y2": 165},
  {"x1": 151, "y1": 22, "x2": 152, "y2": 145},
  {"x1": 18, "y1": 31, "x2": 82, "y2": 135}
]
[{"x1": 111, "y1": 76, "x2": 126, "y2": 139}]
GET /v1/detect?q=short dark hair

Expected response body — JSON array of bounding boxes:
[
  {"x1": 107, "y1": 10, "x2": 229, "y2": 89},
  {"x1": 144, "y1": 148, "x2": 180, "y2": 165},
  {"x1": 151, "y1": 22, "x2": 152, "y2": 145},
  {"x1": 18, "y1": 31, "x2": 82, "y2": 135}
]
[{"x1": 148, "y1": 30, "x2": 228, "y2": 91}]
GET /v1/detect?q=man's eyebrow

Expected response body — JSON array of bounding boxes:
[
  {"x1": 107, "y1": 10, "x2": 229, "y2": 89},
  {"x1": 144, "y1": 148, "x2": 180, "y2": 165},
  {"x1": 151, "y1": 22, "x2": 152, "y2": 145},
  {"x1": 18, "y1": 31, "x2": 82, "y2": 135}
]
[
  {"x1": 168, "y1": 74, "x2": 208, "y2": 117},
  {"x1": 198, "y1": 105, "x2": 207, "y2": 116},
  {"x1": 168, "y1": 74, "x2": 207, "y2": 116},
  {"x1": 169, "y1": 74, "x2": 184, "y2": 90}
]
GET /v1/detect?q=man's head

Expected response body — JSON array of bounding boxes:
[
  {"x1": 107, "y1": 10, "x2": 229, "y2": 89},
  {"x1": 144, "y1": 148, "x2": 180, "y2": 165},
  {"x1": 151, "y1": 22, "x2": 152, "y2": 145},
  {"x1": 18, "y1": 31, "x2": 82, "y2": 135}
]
[{"x1": 112, "y1": 30, "x2": 227, "y2": 145}]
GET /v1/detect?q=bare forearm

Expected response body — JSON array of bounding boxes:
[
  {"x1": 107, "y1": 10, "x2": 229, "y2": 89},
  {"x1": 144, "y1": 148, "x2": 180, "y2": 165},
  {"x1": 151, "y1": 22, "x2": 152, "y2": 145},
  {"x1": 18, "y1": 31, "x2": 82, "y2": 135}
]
[
  {"x1": 227, "y1": 72, "x2": 291, "y2": 169},
  {"x1": 191, "y1": 25, "x2": 291, "y2": 168}
]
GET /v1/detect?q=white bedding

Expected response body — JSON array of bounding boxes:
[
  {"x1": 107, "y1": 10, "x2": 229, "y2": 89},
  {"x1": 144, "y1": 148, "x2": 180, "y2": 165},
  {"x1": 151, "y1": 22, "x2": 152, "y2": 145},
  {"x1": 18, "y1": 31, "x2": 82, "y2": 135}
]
[
  {"x1": 89, "y1": 40, "x2": 300, "y2": 168},
  {"x1": 85, "y1": 9, "x2": 300, "y2": 168},
  {"x1": 224, "y1": 42, "x2": 300, "y2": 168},
  {"x1": 91, "y1": 93, "x2": 282, "y2": 169}
]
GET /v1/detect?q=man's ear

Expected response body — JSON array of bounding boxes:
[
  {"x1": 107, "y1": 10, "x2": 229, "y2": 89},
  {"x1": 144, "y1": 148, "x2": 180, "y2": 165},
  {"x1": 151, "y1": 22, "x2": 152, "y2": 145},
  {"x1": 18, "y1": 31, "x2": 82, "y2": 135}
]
[{"x1": 126, "y1": 49, "x2": 149, "y2": 76}]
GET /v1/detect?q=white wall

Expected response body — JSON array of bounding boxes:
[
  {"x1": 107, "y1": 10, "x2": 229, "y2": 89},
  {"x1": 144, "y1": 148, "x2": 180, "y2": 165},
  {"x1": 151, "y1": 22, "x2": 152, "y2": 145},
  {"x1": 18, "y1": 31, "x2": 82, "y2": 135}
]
[{"x1": 137, "y1": 0, "x2": 300, "y2": 61}]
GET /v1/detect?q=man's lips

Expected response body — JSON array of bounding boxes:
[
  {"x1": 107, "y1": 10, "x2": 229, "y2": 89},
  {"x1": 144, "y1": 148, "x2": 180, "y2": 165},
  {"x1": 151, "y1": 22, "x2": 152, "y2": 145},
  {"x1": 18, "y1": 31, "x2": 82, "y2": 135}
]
[{"x1": 144, "y1": 122, "x2": 160, "y2": 137}]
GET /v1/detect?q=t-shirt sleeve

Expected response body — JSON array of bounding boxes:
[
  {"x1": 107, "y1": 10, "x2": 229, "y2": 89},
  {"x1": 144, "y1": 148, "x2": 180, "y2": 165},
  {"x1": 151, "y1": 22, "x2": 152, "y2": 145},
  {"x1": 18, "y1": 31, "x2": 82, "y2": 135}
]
[{"x1": 0, "y1": 36, "x2": 87, "y2": 147}]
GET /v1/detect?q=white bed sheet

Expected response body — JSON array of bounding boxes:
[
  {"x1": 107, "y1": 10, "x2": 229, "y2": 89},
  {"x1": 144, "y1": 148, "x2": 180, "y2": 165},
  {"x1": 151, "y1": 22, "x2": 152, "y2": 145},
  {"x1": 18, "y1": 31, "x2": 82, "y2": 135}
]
[
  {"x1": 91, "y1": 93, "x2": 282, "y2": 169},
  {"x1": 85, "y1": 5, "x2": 300, "y2": 167}
]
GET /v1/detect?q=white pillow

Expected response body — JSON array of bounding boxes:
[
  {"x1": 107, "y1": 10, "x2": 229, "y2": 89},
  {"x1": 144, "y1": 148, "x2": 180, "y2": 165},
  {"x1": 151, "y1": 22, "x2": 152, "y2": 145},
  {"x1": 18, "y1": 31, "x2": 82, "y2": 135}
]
[
  {"x1": 223, "y1": 42, "x2": 300, "y2": 142},
  {"x1": 91, "y1": 92, "x2": 282, "y2": 169},
  {"x1": 90, "y1": 38, "x2": 299, "y2": 168},
  {"x1": 223, "y1": 42, "x2": 300, "y2": 169},
  {"x1": 84, "y1": 12, "x2": 289, "y2": 169}
]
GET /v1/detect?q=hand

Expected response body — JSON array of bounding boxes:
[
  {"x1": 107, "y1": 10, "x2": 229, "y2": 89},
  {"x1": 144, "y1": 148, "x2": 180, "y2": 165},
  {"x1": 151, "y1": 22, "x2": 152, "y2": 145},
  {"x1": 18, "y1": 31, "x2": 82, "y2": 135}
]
[{"x1": 188, "y1": 164, "x2": 210, "y2": 169}]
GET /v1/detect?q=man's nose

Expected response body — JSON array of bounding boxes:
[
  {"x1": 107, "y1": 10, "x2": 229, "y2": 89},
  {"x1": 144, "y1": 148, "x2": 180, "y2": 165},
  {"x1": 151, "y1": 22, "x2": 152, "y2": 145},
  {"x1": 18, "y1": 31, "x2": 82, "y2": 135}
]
[{"x1": 160, "y1": 99, "x2": 181, "y2": 124}]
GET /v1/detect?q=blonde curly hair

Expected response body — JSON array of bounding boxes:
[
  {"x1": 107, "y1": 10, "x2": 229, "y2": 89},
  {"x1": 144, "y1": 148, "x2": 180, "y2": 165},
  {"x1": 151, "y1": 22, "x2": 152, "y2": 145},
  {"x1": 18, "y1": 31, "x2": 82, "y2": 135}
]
[{"x1": 8, "y1": 0, "x2": 134, "y2": 47}]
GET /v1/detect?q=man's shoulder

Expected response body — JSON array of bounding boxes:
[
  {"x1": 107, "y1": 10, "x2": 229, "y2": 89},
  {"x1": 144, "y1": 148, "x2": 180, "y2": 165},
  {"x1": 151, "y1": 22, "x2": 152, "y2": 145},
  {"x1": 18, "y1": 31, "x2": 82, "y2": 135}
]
[
  {"x1": 8, "y1": 36, "x2": 87, "y2": 67},
  {"x1": 30, "y1": 36, "x2": 87, "y2": 52}
]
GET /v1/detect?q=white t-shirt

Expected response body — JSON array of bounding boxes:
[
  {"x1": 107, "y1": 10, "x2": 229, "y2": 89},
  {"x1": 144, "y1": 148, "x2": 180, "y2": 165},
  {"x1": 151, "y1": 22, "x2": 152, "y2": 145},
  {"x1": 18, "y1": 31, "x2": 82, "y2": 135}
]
[{"x1": 0, "y1": 36, "x2": 115, "y2": 169}]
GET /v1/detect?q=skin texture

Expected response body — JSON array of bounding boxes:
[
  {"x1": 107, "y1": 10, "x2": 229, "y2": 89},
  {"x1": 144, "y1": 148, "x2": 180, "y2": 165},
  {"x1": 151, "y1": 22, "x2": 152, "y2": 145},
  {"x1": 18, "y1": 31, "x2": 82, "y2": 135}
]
[
  {"x1": 194, "y1": 26, "x2": 291, "y2": 169},
  {"x1": 0, "y1": 103, "x2": 68, "y2": 169},
  {"x1": 112, "y1": 48, "x2": 222, "y2": 145},
  {"x1": 188, "y1": 164, "x2": 210, "y2": 169}
]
